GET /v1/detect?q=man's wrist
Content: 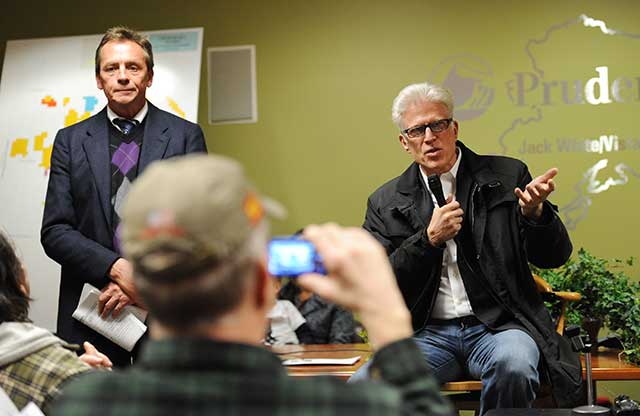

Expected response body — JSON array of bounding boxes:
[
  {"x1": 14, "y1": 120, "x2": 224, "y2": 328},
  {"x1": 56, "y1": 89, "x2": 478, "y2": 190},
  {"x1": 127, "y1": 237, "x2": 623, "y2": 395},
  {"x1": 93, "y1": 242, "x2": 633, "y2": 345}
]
[
  {"x1": 520, "y1": 204, "x2": 543, "y2": 221},
  {"x1": 108, "y1": 257, "x2": 122, "y2": 280},
  {"x1": 361, "y1": 307, "x2": 412, "y2": 350}
]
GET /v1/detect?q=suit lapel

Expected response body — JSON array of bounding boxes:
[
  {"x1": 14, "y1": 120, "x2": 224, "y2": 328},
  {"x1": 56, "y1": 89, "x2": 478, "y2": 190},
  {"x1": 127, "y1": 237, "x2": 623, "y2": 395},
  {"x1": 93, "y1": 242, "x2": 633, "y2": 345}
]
[
  {"x1": 139, "y1": 103, "x2": 170, "y2": 173},
  {"x1": 82, "y1": 108, "x2": 113, "y2": 230}
]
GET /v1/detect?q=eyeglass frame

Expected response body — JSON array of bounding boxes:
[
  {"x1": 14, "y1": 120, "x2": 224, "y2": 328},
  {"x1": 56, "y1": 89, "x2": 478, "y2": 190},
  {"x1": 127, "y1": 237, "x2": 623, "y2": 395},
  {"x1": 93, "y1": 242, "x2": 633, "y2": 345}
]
[{"x1": 401, "y1": 118, "x2": 454, "y2": 139}]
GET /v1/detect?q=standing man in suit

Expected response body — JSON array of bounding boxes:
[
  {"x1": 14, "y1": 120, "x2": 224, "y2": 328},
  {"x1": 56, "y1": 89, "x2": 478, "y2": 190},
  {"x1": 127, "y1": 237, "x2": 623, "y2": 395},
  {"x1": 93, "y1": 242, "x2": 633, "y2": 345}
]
[{"x1": 41, "y1": 27, "x2": 207, "y2": 366}]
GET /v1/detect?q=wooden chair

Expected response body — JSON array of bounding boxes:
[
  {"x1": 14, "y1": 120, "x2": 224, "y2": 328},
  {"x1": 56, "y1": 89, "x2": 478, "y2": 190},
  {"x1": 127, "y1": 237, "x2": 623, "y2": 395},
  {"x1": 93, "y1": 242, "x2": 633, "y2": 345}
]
[{"x1": 443, "y1": 274, "x2": 581, "y2": 414}]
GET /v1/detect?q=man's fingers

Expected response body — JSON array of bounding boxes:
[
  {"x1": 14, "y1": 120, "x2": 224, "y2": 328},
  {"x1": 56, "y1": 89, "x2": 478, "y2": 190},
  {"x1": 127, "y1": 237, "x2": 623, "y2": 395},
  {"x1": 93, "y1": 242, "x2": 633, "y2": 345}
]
[
  {"x1": 100, "y1": 296, "x2": 118, "y2": 318},
  {"x1": 303, "y1": 224, "x2": 343, "y2": 271},
  {"x1": 97, "y1": 291, "x2": 111, "y2": 314},
  {"x1": 98, "y1": 352, "x2": 113, "y2": 368},
  {"x1": 547, "y1": 179, "x2": 555, "y2": 193},
  {"x1": 515, "y1": 187, "x2": 529, "y2": 203},
  {"x1": 112, "y1": 297, "x2": 131, "y2": 318},
  {"x1": 540, "y1": 167, "x2": 558, "y2": 182},
  {"x1": 526, "y1": 183, "x2": 541, "y2": 199},
  {"x1": 83, "y1": 341, "x2": 97, "y2": 355},
  {"x1": 80, "y1": 354, "x2": 102, "y2": 366}
]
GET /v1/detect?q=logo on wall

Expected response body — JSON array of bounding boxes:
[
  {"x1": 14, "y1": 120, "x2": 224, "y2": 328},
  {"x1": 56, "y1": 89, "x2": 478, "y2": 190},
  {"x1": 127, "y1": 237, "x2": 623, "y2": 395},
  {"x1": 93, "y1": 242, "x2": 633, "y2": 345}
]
[
  {"x1": 429, "y1": 16, "x2": 640, "y2": 231},
  {"x1": 428, "y1": 55, "x2": 495, "y2": 121}
]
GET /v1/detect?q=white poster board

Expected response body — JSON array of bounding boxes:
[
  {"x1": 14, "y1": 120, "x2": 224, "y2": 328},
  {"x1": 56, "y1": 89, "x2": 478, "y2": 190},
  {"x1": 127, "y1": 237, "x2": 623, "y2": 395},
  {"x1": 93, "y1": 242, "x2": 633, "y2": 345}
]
[{"x1": 0, "y1": 27, "x2": 203, "y2": 331}]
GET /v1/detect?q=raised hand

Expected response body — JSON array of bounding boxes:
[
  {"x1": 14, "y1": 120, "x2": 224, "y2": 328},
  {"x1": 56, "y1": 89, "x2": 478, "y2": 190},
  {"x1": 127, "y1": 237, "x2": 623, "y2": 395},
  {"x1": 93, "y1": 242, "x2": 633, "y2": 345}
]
[{"x1": 515, "y1": 167, "x2": 558, "y2": 220}]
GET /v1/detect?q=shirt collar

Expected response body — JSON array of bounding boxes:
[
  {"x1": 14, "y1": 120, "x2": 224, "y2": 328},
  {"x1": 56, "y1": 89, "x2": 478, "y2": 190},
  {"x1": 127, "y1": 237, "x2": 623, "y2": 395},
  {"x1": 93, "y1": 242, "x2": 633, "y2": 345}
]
[{"x1": 107, "y1": 101, "x2": 148, "y2": 130}]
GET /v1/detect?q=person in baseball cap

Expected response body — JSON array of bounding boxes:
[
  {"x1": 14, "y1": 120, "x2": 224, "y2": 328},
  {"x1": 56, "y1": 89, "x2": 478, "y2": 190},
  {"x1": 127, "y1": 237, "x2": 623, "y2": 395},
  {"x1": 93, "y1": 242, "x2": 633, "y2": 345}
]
[{"x1": 51, "y1": 154, "x2": 452, "y2": 416}]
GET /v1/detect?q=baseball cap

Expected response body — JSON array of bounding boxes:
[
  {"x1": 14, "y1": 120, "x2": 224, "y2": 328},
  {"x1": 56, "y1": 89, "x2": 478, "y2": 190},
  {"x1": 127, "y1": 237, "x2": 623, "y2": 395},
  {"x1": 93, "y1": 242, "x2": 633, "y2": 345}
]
[{"x1": 121, "y1": 154, "x2": 286, "y2": 279}]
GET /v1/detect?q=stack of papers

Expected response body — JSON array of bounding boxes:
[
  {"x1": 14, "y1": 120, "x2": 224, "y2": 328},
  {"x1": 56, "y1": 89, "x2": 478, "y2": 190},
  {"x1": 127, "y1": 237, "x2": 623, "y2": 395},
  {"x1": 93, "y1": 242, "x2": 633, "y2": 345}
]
[
  {"x1": 72, "y1": 283, "x2": 147, "y2": 352},
  {"x1": 281, "y1": 356, "x2": 361, "y2": 366}
]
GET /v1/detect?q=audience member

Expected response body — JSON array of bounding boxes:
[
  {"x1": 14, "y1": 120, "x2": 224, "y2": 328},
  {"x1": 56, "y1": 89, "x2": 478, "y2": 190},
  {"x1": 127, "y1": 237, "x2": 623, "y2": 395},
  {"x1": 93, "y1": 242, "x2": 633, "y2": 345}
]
[
  {"x1": 266, "y1": 280, "x2": 306, "y2": 345},
  {"x1": 279, "y1": 279, "x2": 356, "y2": 344},
  {"x1": 51, "y1": 154, "x2": 453, "y2": 416},
  {"x1": 0, "y1": 230, "x2": 111, "y2": 413}
]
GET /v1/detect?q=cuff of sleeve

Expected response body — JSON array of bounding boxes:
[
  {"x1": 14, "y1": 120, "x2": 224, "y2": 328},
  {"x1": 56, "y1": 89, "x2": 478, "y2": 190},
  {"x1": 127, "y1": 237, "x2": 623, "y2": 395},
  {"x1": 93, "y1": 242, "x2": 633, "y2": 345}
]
[
  {"x1": 369, "y1": 338, "x2": 432, "y2": 384},
  {"x1": 106, "y1": 256, "x2": 121, "y2": 280},
  {"x1": 413, "y1": 228, "x2": 445, "y2": 254},
  {"x1": 520, "y1": 201, "x2": 555, "y2": 227}
]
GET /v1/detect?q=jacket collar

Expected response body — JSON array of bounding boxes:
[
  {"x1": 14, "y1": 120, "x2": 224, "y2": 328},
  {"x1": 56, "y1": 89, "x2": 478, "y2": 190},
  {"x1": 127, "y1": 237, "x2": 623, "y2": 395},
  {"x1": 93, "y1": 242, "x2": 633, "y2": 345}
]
[
  {"x1": 391, "y1": 140, "x2": 509, "y2": 236},
  {"x1": 393, "y1": 163, "x2": 431, "y2": 230},
  {"x1": 395, "y1": 140, "x2": 493, "y2": 193}
]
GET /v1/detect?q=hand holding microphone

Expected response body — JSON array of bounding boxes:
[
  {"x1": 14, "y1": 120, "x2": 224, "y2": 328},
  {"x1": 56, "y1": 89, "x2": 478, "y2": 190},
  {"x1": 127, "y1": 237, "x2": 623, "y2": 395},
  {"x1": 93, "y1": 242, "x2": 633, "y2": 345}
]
[{"x1": 426, "y1": 174, "x2": 463, "y2": 247}]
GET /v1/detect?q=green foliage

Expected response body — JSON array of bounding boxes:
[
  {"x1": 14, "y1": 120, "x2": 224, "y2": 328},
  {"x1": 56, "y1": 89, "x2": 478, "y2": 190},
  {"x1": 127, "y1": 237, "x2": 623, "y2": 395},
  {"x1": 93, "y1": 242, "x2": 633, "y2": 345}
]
[{"x1": 532, "y1": 249, "x2": 640, "y2": 365}]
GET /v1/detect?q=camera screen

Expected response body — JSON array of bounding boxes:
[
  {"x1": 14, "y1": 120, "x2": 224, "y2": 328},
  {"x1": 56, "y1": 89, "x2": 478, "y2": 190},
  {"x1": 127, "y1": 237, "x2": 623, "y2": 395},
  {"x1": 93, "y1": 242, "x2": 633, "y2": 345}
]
[{"x1": 268, "y1": 239, "x2": 317, "y2": 276}]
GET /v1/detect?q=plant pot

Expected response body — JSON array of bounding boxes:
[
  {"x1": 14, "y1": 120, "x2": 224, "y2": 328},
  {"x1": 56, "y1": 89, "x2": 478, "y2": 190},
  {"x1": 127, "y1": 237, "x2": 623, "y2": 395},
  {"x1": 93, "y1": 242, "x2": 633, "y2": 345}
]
[{"x1": 581, "y1": 317, "x2": 603, "y2": 354}]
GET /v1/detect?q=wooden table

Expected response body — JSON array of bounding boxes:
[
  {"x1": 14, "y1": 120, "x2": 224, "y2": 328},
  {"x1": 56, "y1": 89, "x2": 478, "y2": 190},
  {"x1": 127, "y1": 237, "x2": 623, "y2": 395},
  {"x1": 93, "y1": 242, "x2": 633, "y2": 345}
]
[
  {"x1": 271, "y1": 344, "x2": 640, "y2": 387},
  {"x1": 587, "y1": 349, "x2": 640, "y2": 380},
  {"x1": 269, "y1": 343, "x2": 373, "y2": 381}
]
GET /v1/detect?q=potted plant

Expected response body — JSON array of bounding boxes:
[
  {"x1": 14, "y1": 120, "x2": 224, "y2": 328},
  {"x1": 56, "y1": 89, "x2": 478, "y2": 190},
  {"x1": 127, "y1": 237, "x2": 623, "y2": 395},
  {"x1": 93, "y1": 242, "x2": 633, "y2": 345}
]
[{"x1": 532, "y1": 248, "x2": 640, "y2": 365}]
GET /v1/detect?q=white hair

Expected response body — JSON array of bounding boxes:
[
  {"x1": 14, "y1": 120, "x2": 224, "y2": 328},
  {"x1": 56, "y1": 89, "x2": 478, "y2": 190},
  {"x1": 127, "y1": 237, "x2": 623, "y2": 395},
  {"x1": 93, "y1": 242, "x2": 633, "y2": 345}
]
[{"x1": 391, "y1": 82, "x2": 455, "y2": 130}]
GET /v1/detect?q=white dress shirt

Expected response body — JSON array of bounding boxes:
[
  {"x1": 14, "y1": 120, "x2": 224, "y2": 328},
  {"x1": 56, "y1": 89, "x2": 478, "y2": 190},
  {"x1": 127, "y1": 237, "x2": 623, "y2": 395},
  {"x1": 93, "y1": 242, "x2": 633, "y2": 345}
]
[
  {"x1": 107, "y1": 101, "x2": 148, "y2": 132},
  {"x1": 420, "y1": 148, "x2": 474, "y2": 320}
]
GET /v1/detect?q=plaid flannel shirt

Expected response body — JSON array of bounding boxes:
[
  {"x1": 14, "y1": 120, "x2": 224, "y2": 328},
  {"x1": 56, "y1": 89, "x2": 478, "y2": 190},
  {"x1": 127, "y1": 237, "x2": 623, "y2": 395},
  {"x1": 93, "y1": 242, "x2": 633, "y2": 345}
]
[
  {"x1": 0, "y1": 343, "x2": 90, "y2": 413},
  {"x1": 52, "y1": 337, "x2": 453, "y2": 416}
]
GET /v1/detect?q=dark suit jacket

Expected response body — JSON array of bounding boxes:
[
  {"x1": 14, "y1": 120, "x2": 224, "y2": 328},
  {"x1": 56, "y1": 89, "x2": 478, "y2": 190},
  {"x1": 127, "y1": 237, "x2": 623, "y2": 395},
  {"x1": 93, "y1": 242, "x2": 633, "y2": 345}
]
[{"x1": 41, "y1": 102, "x2": 207, "y2": 364}]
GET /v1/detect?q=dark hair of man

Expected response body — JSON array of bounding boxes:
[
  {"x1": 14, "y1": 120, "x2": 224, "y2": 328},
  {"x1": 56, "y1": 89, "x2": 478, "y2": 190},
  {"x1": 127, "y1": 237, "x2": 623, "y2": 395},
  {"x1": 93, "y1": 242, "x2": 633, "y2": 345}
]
[
  {"x1": 0, "y1": 232, "x2": 31, "y2": 323},
  {"x1": 94, "y1": 26, "x2": 154, "y2": 75},
  {"x1": 135, "y1": 254, "x2": 254, "y2": 331},
  {"x1": 278, "y1": 279, "x2": 301, "y2": 303}
]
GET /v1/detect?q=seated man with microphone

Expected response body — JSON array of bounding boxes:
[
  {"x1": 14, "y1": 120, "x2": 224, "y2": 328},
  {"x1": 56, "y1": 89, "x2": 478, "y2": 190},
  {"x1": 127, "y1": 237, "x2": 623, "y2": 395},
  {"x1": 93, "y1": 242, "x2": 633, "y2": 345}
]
[{"x1": 359, "y1": 81, "x2": 582, "y2": 414}]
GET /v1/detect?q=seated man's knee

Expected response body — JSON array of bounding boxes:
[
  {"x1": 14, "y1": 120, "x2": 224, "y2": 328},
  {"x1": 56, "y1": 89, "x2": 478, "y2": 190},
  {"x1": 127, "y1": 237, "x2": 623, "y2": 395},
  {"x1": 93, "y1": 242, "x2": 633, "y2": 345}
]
[{"x1": 491, "y1": 344, "x2": 540, "y2": 389}]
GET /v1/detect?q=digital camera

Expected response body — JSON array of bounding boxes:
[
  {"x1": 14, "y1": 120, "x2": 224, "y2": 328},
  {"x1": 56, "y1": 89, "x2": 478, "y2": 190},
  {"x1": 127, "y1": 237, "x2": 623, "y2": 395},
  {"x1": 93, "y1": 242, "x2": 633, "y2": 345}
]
[{"x1": 267, "y1": 238, "x2": 325, "y2": 277}]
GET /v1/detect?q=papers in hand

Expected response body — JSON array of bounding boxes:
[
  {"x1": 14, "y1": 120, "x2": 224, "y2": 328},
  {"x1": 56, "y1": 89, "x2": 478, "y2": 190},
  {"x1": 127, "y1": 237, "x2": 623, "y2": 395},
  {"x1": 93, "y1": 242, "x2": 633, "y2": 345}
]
[
  {"x1": 281, "y1": 356, "x2": 361, "y2": 366},
  {"x1": 72, "y1": 283, "x2": 148, "y2": 352}
]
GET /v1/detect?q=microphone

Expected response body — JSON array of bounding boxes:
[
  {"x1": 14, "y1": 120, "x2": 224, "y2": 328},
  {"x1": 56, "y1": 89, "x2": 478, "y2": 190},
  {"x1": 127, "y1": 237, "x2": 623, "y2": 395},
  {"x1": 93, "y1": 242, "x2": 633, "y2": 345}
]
[{"x1": 427, "y1": 174, "x2": 447, "y2": 207}]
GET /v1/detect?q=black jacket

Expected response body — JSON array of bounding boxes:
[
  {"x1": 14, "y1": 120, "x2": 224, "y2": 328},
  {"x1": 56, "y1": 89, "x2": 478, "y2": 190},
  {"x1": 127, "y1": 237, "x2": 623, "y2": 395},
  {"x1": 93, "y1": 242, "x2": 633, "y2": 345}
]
[{"x1": 363, "y1": 141, "x2": 583, "y2": 407}]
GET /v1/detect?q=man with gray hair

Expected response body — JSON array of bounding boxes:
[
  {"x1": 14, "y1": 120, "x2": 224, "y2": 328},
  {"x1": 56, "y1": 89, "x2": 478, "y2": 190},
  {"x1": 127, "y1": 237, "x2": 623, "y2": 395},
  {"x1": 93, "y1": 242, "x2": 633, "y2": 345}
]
[
  {"x1": 51, "y1": 154, "x2": 454, "y2": 416},
  {"x1": 41, "y1": 26, "x2": 207, "y2": 366},
  {"x1": 360, "y1": 82, "x2": 582, "y2": 413}
]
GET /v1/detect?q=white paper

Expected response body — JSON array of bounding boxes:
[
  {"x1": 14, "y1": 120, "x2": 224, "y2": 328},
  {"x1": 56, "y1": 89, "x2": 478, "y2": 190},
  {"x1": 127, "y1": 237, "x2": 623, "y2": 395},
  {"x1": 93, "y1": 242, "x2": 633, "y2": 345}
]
[
  {"x1": 0, "y1": 387, "x2": 19, "y2": 415},
  {"x1": 20, "y1": 403, "x2": 45, "y2": 416},
  {"x1": 72, "y1": 283, "x2": 147, "y2": 352},
  {"x1": 281, "y1": 356, "x2": 361, "y2": 366}
]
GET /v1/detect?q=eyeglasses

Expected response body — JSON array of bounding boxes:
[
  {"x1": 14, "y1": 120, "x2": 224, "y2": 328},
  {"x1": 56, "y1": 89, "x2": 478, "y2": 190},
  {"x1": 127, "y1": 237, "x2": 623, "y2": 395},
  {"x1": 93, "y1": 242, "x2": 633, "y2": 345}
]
[{"x1": 402, "y1": 118, "x2": 453, "y2": 139}]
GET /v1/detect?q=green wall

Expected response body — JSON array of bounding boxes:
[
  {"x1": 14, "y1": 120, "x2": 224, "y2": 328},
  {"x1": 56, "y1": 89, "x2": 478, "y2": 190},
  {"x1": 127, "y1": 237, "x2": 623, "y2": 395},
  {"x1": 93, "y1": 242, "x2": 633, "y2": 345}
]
[
  {"x1": 2, "y1": 0, "x2": 639, "y2": 403},
  {"x1": 2, "y1": 1, "x2": 639, "y2": 258}
]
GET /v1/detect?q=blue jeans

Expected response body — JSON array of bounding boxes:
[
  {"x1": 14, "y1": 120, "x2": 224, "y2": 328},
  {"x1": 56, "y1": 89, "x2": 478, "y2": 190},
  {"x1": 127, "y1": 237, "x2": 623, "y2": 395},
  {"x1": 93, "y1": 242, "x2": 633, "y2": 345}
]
[{"x1": 351, "y1": 321, "x2": 540, "y2": 415}]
